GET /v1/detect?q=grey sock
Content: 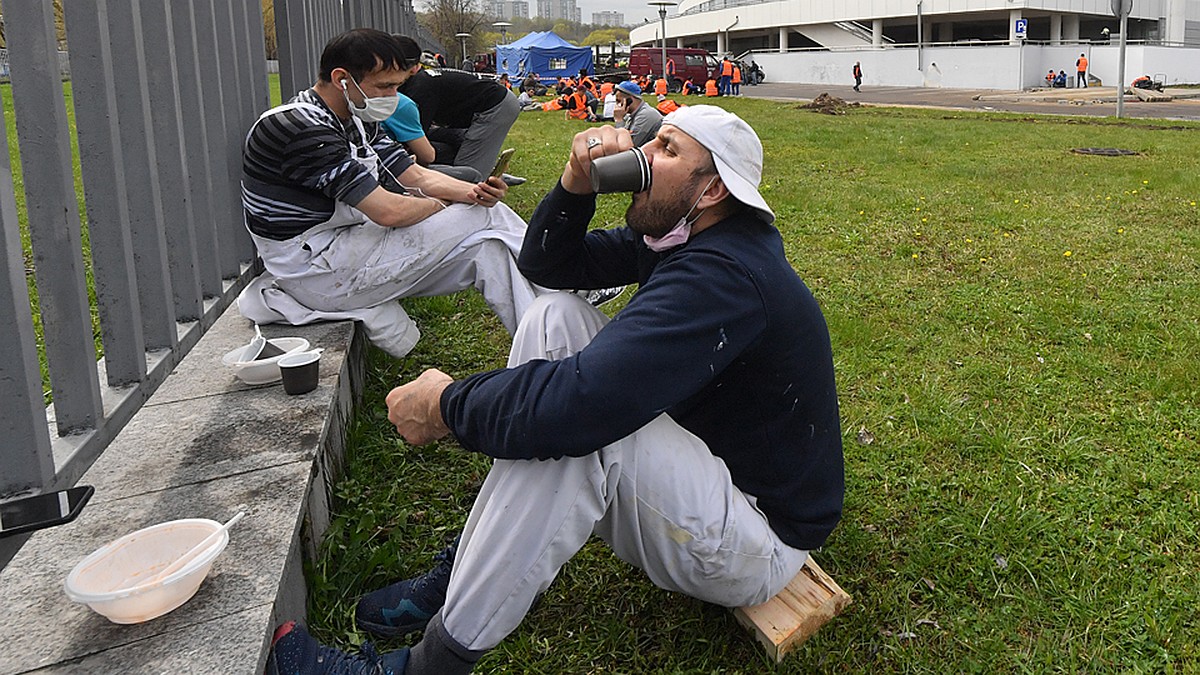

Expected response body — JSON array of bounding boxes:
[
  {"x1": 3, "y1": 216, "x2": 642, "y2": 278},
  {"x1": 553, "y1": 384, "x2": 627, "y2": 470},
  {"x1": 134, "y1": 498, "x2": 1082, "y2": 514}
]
[{"x1": 405, "y1": 611, "x2": 487, "y2": 675}]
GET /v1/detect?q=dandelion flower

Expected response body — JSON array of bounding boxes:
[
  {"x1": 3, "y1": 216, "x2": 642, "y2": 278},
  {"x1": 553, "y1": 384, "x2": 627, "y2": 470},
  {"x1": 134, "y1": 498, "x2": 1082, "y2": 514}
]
[
  {"x1": 1142, "y1": 180, "x2": 1149, "y2": 185},
  {"x1": 965, "y1": 238, "x2": 972, "y2": 243},
  {"x1": 912, "y1": 253, "x2": 919, "y2": 259},
  {"x1": 1014, "y1": 199, "x2": 1020, "y2": 204},
  {"x1": 1063, "y1": 250, "x2": 1072, "y2": 257},
  {"x1": 1117, "y1": 228, "x2": 1124, "y2": 234},
  {"x1": 922, "y1": 218, "x2": 928, "y2": 223}
]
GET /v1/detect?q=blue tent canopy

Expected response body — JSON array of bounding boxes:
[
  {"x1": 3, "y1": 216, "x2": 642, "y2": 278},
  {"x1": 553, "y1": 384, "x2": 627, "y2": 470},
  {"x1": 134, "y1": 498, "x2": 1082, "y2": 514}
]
[{"x1": 496, "y1": 32, "x2": 592, "y2": 84}]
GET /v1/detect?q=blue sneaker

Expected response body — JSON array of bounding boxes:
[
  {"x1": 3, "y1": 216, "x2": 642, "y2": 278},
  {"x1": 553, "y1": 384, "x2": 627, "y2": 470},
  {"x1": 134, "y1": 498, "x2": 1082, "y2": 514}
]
[
  {"x1": 355, "y1": 540, "x2": 457, "y2": 638},
  {"x1": 270, "y1": 621, "x2": 408, "y2": 675}
]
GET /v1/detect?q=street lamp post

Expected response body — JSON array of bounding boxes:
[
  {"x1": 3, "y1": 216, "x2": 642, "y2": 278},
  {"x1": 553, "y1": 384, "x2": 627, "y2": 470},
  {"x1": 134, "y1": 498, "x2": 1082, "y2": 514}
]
[
  {"x1": 648, "y1": 1, "x2": 677, "y2": 85},
  {"x1": 1113, "y1": 0, "x2": 1132, "y2": 118},
  {"x1": 455, "y1": 32, "x2": 472, "y2": 69},
  {"x1": 493, "y1": 21, "x2": 511, "y2": 44}
]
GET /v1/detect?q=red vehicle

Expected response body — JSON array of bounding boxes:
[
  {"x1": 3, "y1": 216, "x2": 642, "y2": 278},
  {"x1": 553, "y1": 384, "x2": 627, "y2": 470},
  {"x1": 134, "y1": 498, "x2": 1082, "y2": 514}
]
[{"x1": 629, "y1": 47, "x2": 718, "y2": 93}]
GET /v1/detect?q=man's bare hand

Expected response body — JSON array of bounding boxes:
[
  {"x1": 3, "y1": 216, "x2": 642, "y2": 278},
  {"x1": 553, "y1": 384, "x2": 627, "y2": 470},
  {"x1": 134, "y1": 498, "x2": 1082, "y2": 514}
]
[
  {"x1": 562, "y1": 125, "x2": 634, "y2": 195},
  {"x1": 386, "y1": 368, "x2": 454, "y2": 445},
  {"x1": 469, "y1": 175, "x2": 507, "y2": 207}
]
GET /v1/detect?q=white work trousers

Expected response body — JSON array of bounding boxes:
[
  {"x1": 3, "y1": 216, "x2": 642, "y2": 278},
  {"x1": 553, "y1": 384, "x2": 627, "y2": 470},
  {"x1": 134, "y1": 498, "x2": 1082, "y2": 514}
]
[
  {"x1": 262, "y1": 202, "x2": 539, "y2": 334},
  {"x1": 441, "y1": 292, "x2": 809, "y2": 651}
]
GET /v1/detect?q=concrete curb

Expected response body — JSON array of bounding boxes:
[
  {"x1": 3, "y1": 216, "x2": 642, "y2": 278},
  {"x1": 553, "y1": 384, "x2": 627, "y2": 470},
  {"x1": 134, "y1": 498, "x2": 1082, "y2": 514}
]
[{"x1": 0, "y1": 304, "x2": 366, "y2": 674}]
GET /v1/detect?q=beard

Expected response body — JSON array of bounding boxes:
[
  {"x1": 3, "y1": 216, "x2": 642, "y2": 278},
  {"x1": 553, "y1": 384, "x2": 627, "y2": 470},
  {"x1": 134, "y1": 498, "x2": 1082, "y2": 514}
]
[{"x1": 625, "y1": 175, "x2": 704, "y2": 238}]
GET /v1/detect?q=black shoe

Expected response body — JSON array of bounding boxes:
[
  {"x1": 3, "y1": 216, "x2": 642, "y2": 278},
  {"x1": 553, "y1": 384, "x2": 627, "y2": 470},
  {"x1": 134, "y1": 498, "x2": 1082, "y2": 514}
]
[
  {"x1": 355, "y1": 541, "x2": 457, "y2": 638},
  {"x1": 579, "y1": 286, "x2": 626, "y2": 307},
  {"x1": 271, "y1": 622, "x2": 409, "y2": 675}
]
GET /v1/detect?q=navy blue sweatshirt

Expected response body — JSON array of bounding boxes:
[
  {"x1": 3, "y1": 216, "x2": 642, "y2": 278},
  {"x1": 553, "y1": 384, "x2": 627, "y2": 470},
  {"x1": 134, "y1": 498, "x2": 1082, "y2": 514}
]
[{"x1": 440, "y1": 183, "x2": 843, "y2": 550}]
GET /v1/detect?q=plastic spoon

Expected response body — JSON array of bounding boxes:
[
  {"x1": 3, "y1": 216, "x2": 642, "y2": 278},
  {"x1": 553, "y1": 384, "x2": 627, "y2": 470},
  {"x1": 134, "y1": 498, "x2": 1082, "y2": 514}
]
[{"x1": 146, "y1": 511, "x2": 245, "y2": 584}]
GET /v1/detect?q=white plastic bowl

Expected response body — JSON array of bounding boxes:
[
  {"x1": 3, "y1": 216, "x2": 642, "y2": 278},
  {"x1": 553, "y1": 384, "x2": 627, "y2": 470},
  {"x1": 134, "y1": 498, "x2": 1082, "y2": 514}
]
[
  {"x1": 221, "y1": 337, "x2": 310, "y2": 384},
  {"x1": 64, "y1": 518, "x2": 229, "y2": 624}
]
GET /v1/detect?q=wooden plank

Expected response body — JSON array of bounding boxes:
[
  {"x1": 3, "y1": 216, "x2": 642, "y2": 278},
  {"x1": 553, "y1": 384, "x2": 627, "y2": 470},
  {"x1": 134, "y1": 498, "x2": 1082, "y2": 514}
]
[{"x1": 732, "y1": 557, "x2": 851, "y2": 663}]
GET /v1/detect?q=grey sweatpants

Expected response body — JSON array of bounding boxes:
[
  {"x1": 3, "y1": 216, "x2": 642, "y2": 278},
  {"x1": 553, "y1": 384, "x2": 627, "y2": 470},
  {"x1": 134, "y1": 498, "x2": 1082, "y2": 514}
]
[
  {"x1": 453, "y1": 94, "x2": 521, "y2": 178},
  {"x1": 440, "y1": 292, "x2": 809, "y2": 651}
]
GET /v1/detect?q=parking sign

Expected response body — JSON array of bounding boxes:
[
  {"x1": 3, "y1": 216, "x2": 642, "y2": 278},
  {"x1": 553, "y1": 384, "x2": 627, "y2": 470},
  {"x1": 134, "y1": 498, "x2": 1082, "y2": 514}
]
[{"x1": 1014, "y1": 19, "x2": 1028, "y2": 38}]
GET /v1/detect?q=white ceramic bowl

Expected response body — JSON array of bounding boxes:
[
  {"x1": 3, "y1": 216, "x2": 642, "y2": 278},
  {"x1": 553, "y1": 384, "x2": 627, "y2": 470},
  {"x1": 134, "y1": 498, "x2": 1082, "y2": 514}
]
[
  {"x1": 64, "y1": 518, "x2": 229, "y2": 624},
  {"x1": 221, "y1": 337, "x2": 310, "y2": 384}
]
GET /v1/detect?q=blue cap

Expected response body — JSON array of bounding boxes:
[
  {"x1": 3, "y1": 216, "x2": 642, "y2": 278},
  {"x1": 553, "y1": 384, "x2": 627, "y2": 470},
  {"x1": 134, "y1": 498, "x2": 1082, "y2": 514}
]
[{"x1": 616, "y1": 80, "x2": 642, "y2": 96}]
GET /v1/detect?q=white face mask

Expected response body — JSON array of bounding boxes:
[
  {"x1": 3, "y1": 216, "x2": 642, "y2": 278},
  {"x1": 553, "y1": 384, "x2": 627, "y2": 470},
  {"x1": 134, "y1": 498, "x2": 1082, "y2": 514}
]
[{"x1": 341, "y1": 76, "x2": 399, "y2": 122}]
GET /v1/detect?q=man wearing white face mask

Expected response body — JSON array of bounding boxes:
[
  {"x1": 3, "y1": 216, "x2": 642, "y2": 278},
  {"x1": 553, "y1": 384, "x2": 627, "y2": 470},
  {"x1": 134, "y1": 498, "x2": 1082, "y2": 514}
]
[
  {"x1": 239, "y1": 29, "x2": 541, "y2": 357},
  {"x1": 270, "y1": 106, "x2": 843, "y2": 675}
]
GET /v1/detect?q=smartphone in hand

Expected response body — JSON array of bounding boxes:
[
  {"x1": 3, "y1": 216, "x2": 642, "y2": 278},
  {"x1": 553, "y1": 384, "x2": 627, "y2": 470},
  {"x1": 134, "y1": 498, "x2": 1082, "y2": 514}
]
[{"x1": 490, "y1": 148, "x2": 516, "y2": 178}]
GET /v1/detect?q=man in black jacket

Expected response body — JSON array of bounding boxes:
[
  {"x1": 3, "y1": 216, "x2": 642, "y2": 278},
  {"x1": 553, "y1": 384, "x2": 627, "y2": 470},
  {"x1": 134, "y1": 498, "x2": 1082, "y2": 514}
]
[
  {"x1": 397, "y1": 48, "x2": 522, "y2": 184},
  {"x1": 271, "y1": 106, "x2": 844, "y2": 675}
]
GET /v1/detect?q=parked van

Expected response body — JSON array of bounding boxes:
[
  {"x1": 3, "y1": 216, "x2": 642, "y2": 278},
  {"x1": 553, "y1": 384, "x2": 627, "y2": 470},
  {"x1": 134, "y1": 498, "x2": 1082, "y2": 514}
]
[{"x1": 629, "y1": 47, "x2": 719, "y2": 93}]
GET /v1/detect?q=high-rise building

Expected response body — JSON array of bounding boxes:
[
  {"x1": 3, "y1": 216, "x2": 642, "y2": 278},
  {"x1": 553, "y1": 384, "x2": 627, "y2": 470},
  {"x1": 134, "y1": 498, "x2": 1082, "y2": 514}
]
[
  {"x1": 537, "y1": 0, "x2": 580, "y2": 22},
  {"x1": 592, "y1": 11, "x2": 624, "y2": 27},
  {"x1": 486, "y1": 0, "x2": 530, "y2": 20}
]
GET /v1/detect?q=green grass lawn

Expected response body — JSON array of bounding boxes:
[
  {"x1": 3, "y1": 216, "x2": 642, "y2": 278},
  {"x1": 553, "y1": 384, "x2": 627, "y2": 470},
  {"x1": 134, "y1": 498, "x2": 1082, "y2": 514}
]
[{"x1": 305, "y1": 99, "x2": 1200, "y2": 672}]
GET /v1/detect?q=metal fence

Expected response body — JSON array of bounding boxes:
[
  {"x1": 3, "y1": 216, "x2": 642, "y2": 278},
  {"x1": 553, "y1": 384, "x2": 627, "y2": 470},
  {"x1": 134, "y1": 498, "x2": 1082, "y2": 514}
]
[
  {"x1": 0, "y1": 49, "x2": 71, "y2": 82},
  {"x1": 0, "y1": 0, "x2": 425, "y2": 568}
]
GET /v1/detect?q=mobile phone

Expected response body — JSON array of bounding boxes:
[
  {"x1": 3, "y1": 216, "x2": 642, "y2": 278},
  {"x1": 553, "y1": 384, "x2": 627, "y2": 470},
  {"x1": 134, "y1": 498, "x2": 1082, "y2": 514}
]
[
  {"x1": 490, "y1": 148, "x2": 516, "y2": 178},
  {"x1": 0, "y1": 485, "x2": 94, "y2": 539}
]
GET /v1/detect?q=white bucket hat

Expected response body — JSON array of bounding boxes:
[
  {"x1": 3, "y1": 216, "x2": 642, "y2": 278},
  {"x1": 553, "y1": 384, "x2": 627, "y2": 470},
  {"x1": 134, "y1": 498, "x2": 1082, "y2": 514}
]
[{"x1": 661, "y1": 105, "x2": 774, "y2": 224}]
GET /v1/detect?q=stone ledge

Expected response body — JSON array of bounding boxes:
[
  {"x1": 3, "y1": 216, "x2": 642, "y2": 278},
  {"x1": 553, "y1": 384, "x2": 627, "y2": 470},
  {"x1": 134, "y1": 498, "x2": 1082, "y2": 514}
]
[{"x1": 0, "y1": 306, "x2": 367, "y2": 675}]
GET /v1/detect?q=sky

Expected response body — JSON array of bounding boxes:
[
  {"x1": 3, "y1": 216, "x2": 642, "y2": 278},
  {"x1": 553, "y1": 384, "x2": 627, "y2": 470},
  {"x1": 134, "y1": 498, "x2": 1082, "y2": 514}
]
[{"x1": 577, "y1": 0, "x2": 677, "y2": 31}]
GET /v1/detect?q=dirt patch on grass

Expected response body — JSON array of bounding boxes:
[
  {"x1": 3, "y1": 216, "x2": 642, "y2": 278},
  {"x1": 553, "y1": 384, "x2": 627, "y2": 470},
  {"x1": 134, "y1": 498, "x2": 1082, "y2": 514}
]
[{"x1": 799, "y1": 93, "x2": 861, "y2": 115}]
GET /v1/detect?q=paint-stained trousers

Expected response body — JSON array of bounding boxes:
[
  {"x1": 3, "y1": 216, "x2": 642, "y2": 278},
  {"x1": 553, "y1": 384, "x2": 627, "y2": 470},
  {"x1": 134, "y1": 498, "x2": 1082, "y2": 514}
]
[{"x1": 440, "y1": 292, "x2": 810, "y2": 651}]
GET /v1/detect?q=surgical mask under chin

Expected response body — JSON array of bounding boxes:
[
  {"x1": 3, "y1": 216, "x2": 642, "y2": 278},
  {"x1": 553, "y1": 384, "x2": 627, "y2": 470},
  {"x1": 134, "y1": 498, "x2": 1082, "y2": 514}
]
[
  {"x1": 342, "y1": 77, "x2": 399, "y2": 122},
  {"x1": 644, "y1": 175, "x2": 718, "y2": 252}
]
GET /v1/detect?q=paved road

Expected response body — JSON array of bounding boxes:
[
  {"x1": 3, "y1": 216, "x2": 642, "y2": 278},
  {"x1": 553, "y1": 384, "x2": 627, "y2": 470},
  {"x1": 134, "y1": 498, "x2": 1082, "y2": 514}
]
[{"x1": 739, "y1": 82, "x2": 1200, "y2": 121}]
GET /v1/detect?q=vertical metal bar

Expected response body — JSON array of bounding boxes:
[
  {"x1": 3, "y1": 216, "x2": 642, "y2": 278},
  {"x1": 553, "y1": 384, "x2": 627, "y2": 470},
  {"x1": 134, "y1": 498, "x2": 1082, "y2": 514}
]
[
  {"x1": 63, "y1": 0, "x2": 147, "y2": 386},
  {"x1": 168, "y1": 0, "x2": 223, "y2": 299},
  {"x1": 106, "y1": 0, "x2": 179, "y2": 351},
  {"x1": 140, "y1": 0, "x2": 204, "y2": 322},
  {"x1": 245, "y1": 0, "x2": 272, "y2": 114},
  {"x1": 192, "y1": 0, "x2": 243, "y2": 279},
  {"x1": 213, "y1": 0, "x2": 258, "y2": 264},
  {"x1": 276, "y1": 0, "x2": 308, "y2": 103},
  {"x1": 227, "y1": 0, "x2": 262, "y2": 264},
  {"x1": 0, "y1": 98, "x2": 55, "y2": 497},
  {"x1": 6, "y1": 0, "x2": 104, "y2": 434}
]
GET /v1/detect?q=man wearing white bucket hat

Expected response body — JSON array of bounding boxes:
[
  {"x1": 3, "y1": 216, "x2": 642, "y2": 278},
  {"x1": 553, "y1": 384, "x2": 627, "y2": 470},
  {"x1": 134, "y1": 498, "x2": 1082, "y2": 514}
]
[{"x1": 271, "y1": 106, "x2": 843, "y2": 675}]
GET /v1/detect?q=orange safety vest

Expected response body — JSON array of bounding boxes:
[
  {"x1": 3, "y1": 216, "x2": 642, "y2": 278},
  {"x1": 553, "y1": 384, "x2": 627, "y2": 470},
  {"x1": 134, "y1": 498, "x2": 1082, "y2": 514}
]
[
  {"x1": 567, "y1": 90, "x2": 589, "y2": 119},
  {"x1": 656, "y1": 98, "x2": 681, "y2": 115},
  {"x1": 1076, "y1": 56, "x2": 1088, "y2": 71},
  {"x1": 654, "y1": 78, "x2": 668, "y2": 96},
  {"x1": 600, "y1": 81, "x2": 614, "y2": 97},
  {"x1": 721, "y1": 59, "x2": 732, "y2": 76},
  {"x1": 666, "y1": 58, "x2": 676, "y2": 76},
  {"x1": 732, "y1": 66, "x2": 741, "y2": 84},
  {"x1": 705, "y1": 78, "x2": 718, "y2": 96},
  {"x1": 543, "y1": 98, "x2": 564, "y2": 111},
  {"x1": 579, "y1": 76, "x2": 594, "y2": 92}
]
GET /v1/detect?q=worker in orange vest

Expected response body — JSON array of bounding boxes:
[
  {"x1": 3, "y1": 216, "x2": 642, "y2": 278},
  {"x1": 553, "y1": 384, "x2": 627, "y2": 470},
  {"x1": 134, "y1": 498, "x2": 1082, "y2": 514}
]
[
  {"x1": 705, "y1": 76, "x2": 719, "y2": 97},
  {"x1": 599, "y1": 80, "x2": 614, "y2": 98},
  {"x1": 1076, "y1": 53, "x2": 1088, "y2": 88},
  {"x1": 719, "y1": 56, "x2": 733, "y2": 95},
  {"x1": 654, "y1": 76, "x2": 668, "y2": 97},
  {"x1": 665, "y1": 56, "x2": 676, "y2": 81},
  {"x1": 566, "y1": 87, "x2": 591, "y2": 120},
  {"x1": 731, "y1": 63, "x2": 742, "y2": 96},
  {"x1": 683, "y1": 77, "x2": 699, "y2": 95},
  {"x1": 655, "y1": 93, "x2": 682, "y2": 115}
]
